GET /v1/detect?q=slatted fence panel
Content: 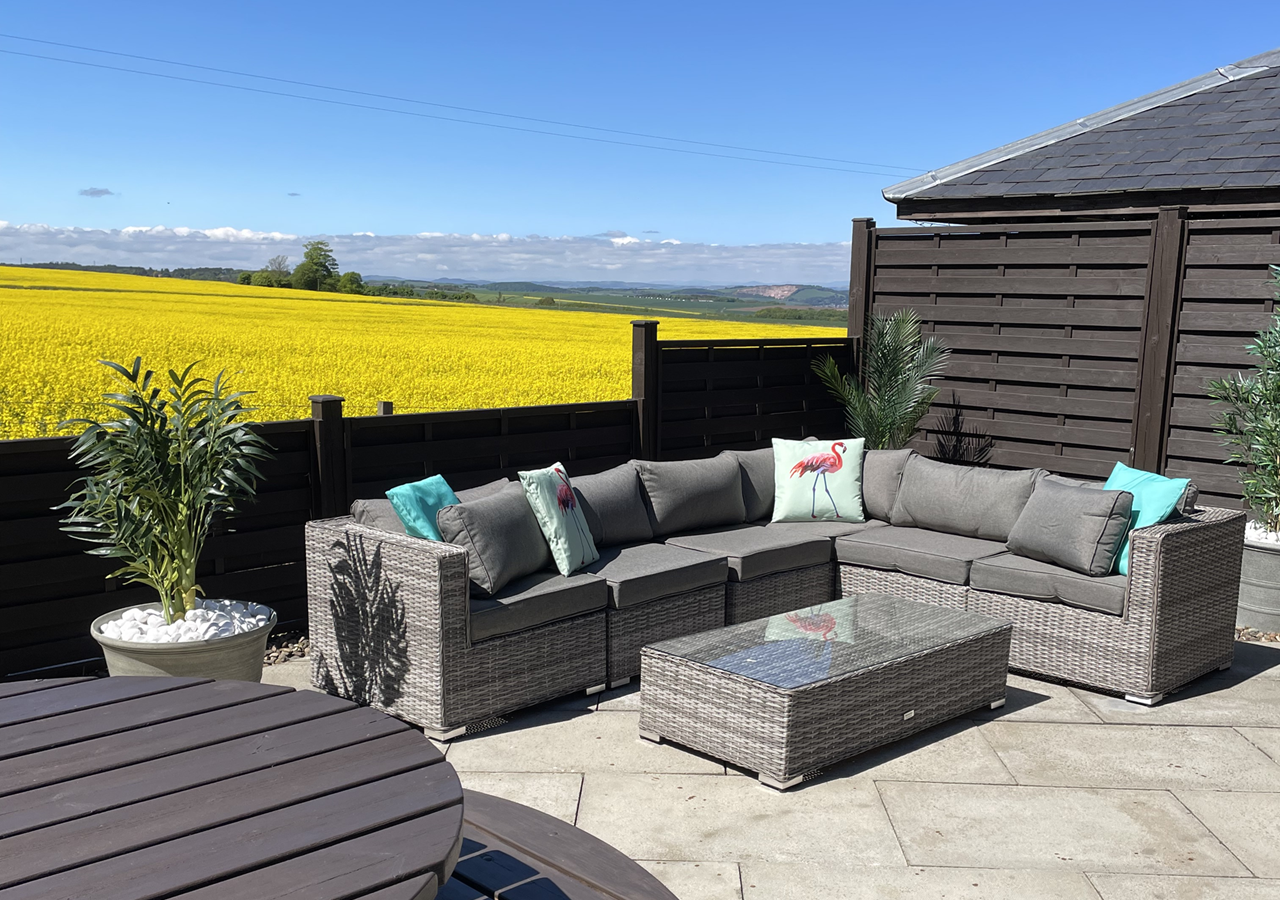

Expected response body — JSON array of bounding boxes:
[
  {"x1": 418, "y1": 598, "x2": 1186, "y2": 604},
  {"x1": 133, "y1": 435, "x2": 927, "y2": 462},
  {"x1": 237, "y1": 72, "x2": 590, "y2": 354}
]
[
  {"x1": 0, "y1": 420, "x2": 315, "y2": 678},
  {"x1": 655, "y1": 337, "x2": 854, "y2": 459},
  {"x1": 870, "y1": 222, "x2": 1154, "y2": 477},
  {"x1": 1165, "y1": 217, "x2": 1280, "y2": 508},
  {"x1": 346, "y1": 400, "x2": 639, "y2": 500}
]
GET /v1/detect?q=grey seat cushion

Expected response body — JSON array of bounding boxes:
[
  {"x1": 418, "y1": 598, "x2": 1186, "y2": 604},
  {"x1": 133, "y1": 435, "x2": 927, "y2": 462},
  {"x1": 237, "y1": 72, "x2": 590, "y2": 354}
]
[
  {"x1": 436, "y1": 481, "x2": 552, "y2": 597},
  {"x1": 722, "y1": 447, "x2": 774, "y2": 522},
  {"x1": 835, "y1": 526, "x2": 1008, "y2": 585},
  {"x1": 758, "y1": 518, "x2": 888, "y2": 559},
  {"x1": 970, "y1": 552, "x2": 1128, "y2": 617},
  {"x1": 583, "y1": 542, "x2": 727, "y2": 609},
  {"x1": 1007, "y1": 479, "x2": 1133, "y2": 576},
  {"x1": 665, "y1": 525, "x2": 832, "y2": 582},
  {"x1": 862, "y1": 449, "x2": 914, "y2": 522},
  {"x1": 350, "y1": 498, "x2": 407, "y2": 534},
  {"x1": 571, "y1": 464, "x2": 654, "y2": 547},
  {"x1": 632, "y1": 456, "x2": 747, "y2": 537},
  {"x1": 890, "y1": 456, "x2": 1038, "y2": 542},
  {"x1": 469, "y1": 570, "x2": 608, "y2": 642}
]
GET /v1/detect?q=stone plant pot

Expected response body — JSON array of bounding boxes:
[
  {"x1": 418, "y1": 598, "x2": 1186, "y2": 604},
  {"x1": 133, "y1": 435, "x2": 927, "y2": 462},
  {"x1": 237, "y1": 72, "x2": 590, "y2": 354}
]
[
  {"x1": 1239, "y1": 540, "x2": 1280, "y2": 632},
  {"x1": 90, "y1": 602, "x2": 278, "y2": 682}
]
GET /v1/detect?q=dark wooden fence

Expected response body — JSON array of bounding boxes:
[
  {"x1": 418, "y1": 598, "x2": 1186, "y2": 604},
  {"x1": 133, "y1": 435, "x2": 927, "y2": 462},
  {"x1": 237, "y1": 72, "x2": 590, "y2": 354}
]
[{"x1": 848, "y1": 210, "x2": 1280, "y2": 507}]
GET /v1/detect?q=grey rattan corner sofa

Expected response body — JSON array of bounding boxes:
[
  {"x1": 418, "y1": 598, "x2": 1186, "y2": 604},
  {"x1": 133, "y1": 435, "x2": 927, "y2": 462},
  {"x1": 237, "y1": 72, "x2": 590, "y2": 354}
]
[{"x1": 305, "y1": 447, "x2": 1245, "y2": 738}]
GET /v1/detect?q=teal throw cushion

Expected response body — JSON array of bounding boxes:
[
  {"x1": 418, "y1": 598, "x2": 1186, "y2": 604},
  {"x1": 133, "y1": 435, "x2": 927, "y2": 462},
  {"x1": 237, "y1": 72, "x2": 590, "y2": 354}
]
[
  {"x1": 771, "y1": 438, "x2": 866, "y2": 524},
  {"x1": 520, "y1": 462, "x2": 600, "y2": 576},
  {"x1": 1102, "y1": 461, "x2": 1190, "y2": 575},
  {"x1": 385, "y1": 475, "x2": 459, "y2": 541}
]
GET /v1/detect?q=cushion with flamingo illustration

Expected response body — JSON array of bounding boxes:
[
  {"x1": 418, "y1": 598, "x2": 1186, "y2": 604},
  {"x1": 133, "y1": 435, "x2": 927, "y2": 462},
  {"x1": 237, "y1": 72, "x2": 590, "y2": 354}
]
[
  {"x1": 519, "y1": 462, "x2": 600, "y2": 576},
  {"x1": 771, "y1": 437, "x2": 866, "y2": 524}
]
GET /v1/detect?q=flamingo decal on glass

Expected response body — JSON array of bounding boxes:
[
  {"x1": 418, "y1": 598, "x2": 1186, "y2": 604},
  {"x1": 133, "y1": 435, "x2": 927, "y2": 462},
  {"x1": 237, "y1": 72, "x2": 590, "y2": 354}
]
[
  {"x1": 788, "y1": 441, "x2": 847, "y2": 519},
  {"x1": 785, "y1": 610, "x2": 838, "y2": 641},
  {"x1": 554, "y1": 467, "x2": 593, "y2": 567}
]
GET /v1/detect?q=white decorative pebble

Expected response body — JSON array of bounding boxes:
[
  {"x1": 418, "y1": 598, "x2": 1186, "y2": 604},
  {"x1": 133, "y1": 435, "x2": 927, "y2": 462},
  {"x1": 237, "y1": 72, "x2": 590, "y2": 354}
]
[
  {"x1": 1247, "y1": 522, "x2": 1280, "y2": 546},
  {"x1": 99, "y1": 598, "x2": 271, "y2": 644}
]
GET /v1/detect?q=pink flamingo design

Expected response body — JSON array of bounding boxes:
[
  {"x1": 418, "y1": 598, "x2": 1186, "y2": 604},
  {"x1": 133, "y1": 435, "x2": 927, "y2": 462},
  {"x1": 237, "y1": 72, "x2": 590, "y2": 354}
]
[
  {"x1": 785, "y1": 610, "x2": 838, "y2": 641},
  {"x1": 788, "y1": 441, "x2": 846, "y2": 518},
  {"x1": 554, "y1": 467, "x2": 593, "y2": 564}
]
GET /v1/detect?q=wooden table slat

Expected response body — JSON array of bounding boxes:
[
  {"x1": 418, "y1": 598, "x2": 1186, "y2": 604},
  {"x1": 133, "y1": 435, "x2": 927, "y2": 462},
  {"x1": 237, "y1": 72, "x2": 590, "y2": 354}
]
[
  {"x1": 1, "y1": 768, "x2": 464, "y2": 900},
  {"x1": 454, "y1": 832, "x2": 611, "y2": 900},
  {"x1": 166, "y1": 813, "x2": 460, "y2": 900},
  {"x1": 0, "y1": 706, "x2": 407, "y2": 839},
  {"x1": 0, "y1": 731, "x2": 446, "y2": 887},
  {"x1": 0, "y1": 680, "x2": 292, "y2": 760},
  {"x1": 0, "y1": 676, "x2": 210, "y2": 728},
  {"x1": 0, "y1": 688, "x2": 355, "y2": 796},
  {"x1": 0, "y1": 677, "x2": 94, "y2": 700}
]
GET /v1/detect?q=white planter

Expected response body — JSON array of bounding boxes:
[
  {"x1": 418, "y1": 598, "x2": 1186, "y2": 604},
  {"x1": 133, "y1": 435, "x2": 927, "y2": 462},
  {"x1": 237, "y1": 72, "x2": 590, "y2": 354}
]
[{"x1": 91, "y1": 602, "x2": 278, "y2": 682}]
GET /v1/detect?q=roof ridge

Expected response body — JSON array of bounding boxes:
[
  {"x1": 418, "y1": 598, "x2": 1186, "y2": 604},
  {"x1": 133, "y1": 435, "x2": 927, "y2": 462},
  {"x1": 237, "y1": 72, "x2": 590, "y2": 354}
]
[{"x1": 884, "y1": 47, "x2": 1280, "y2": 202}]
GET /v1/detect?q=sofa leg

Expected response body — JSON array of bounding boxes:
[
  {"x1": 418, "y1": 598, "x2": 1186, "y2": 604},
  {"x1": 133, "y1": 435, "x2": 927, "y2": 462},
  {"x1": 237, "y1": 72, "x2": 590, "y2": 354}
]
[
  {"x1": 608, "y1": 677, "x2": 632, "y2": 690},
  {"x1": 1219, "y1": 662, "x2": 1232, "y2": 671},
  {"x1": 989, "y1": 698, "x2": 1006, "y2": 710},
  {"x1": 638, "y1": 728, "x2": 662, "y2": 744},
  {"x1": 759, "y1": 772, "x2": 804, "y2": 791},
  {"x1": 423, "y1": 725, "x2": 467, "y2": 742},
  {"x1": 1124, "y1": 692, "x2": 1164, "y2": 706},
  {"x1": 585, "y1": 683, "x2": 606, "y2": 695}
]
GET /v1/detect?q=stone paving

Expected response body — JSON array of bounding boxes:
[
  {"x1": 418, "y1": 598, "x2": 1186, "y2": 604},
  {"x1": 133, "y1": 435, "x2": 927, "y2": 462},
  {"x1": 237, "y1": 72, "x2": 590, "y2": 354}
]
[{"x1": 264, "y1": 640, "x2": 1280, "y2": 900}]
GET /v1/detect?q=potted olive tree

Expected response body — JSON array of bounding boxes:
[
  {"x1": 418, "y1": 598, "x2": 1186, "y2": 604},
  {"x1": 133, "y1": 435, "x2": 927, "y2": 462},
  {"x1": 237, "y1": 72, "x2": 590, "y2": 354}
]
[
  {"x1": 61, "y1": 358, "x2": 277, "y2": 680},
  {"x1": 1209, "y1": 264, "x2": 1280, "y2": 632}
]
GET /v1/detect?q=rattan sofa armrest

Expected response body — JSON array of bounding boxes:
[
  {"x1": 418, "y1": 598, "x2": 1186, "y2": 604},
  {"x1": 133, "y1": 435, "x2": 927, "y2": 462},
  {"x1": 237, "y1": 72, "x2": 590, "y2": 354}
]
[{"x1": 1124, "y1": 506, "x2": 1246, "y2": 622}]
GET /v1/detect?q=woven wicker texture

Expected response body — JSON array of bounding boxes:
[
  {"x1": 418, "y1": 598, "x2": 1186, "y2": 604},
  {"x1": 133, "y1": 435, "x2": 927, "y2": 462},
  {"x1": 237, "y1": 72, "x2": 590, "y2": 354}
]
[
  {"x1": 725, "y1": 564, "x2": 838, "y2": 624},
  {"x1": 606, "y1": 584, "x2": 725, "y2": 684},
  {"x1": 839, "y1": 565, "x2": 968, "y2": 609},
  {"x1": 640, "y1": 595, "x2": 1012, "y2": 781}
]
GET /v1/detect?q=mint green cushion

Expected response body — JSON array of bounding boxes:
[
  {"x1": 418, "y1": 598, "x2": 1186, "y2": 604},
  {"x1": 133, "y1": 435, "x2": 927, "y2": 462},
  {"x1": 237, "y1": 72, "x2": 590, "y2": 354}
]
[
  {"x1": 385, "y1": 475, "x2": 459, "y2": 541},
  {"x1": 1102, "y1": 461, "x2": 1189, "y2": 575},
  {"x1": 771, "y1": 438, "x2": 866, "y2": 524},
  {"x1": 520, "y1": 462, "x2": 600, "y2": 576}
]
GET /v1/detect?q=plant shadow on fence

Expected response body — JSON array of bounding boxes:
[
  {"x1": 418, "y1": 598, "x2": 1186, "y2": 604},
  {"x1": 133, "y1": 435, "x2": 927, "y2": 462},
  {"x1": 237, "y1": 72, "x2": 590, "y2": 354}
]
[
  {"x1": 313, "y1": 532, "x2": 409, "y2": 708},
  {"x1": 932, "y1": 394, "x2": 994, "y2": 466}
]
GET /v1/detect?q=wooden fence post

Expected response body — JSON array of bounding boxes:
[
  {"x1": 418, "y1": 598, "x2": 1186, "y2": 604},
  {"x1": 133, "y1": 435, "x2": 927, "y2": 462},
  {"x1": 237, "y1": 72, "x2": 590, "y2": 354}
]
[
  {"x1": 310, "y1": 394, "x2": 347, "y2": 518},
  {"x1": 376, "y1": 401, "x2": 394, "y2": 416},
  {"x1": 1132, "y1": 207, "x2": 1188, "y2": 473},
  {"x1": 848, "y1": 217, "x2": 876, "y2": 342},
  {"x1": 631, "y1": 320, "x2": 660, "y2": 460}
]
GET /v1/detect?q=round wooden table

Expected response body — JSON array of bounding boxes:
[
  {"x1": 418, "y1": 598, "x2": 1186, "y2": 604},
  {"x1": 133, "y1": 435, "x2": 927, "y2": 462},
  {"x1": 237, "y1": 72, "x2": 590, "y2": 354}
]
[{"x1": 0, "y1": 676, "x2": 463, "y2": 900}]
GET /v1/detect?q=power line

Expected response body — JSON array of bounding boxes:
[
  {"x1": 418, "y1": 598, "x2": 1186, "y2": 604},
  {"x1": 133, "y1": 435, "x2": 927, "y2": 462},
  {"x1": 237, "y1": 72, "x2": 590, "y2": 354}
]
[{"x1": 0, "y1": 34, "x2": 922, "y2": 177}]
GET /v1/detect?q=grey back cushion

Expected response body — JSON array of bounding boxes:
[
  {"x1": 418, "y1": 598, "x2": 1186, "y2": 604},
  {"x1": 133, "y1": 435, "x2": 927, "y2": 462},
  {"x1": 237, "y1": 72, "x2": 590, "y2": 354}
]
[
  {"x1": 862, "y1": 449, "x2": 914, "y2": 522},
  {"x1": 454, "y1": 477, "x2": 511, "y2": 503},
  {"x1": 722, "y1": 447, "x2": 774, "y2": 523},
  {"x1": 571, "y1": 464, "x2": 654, "y2": 547},
  {"x1": 350, "y1": 498, "x2": 407, "y2": 534},
  {"x1": 632, "y1": 456, "x2": 747, "y2": 537},
  {"x1": 436, "y1": 481, "x2": 552, "y2": 597},
  {"x1": 891, "y1": 455, "x2": 1038, "y2": 542},
  {"x1": 1007, "y1": 480, "x2": 1134, "y2": 577},
  {"x1": 1040, "y1": 471, "x2": 1199, "y2": 515}
]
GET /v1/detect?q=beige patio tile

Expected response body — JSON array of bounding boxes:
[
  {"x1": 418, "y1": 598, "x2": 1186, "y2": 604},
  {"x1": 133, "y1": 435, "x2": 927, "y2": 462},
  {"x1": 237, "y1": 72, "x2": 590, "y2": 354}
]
[
  {"x1": 1175, "y1": 790, "x2": 1280, "y2": 878},
  {"x1": 878, "y1": 781, "x2": 1248, "y2": 876},
  {"x1": 259, "y1": 658, "x2": 317, "y2": 692},
  {"x1": 740, "y1": 864, "x2": 1101, "y2": 900},
  {"x1": 810, "y1": 718, "x2": 1015, "y2": 785},
  {"x1": 637, "y1": 861, "x2": 743, "y2": 900},
  {"x1": 576, "y1": 772, "x2": 905, "y2": 865},
  {"x1": 1071, "y1": 669, "x2": 1280, "y2": 727},
  {"x1": 455, "y1": 772, "x2": 582, "y2": 824},
  {"x1": 980, "y1": 722, "x2": 1280, "y2": 791},
  {"x1": 968, "y1": 673, "x2": 1106, "y2": 724},
  {"x1": 1089, "y1": 873, "x2": 1280, "y2": 899},
  {"x1": 1237, "y1": 726, "x2": 1280, "y2": 765},
  {"x1": 597, "y1": 681, "x2": 642, "y2": 711},
  {"x1": 445, "y1": 709, "x2": 725, "y2": 775}
]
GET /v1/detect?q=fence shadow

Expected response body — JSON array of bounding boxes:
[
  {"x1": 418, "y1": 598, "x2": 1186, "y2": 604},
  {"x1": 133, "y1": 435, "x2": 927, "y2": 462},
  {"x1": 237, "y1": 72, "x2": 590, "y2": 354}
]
[
  {"x1": 932, "y1": 394, "x2": 994, "y2": 466},
  {"x1": 314, "y1": 531, "x2": 410, "y2": 708}
]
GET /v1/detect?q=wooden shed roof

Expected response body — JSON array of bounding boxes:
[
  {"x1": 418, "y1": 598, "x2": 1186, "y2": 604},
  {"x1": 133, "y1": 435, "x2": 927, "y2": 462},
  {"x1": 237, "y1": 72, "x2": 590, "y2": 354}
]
[{"x1": 885, "y1": 48, "x2": 1280, "y2": 206}]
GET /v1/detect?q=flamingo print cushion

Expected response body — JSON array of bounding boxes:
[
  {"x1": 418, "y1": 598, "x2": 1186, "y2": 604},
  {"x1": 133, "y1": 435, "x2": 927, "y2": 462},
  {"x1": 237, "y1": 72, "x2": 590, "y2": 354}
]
[
  {"x1": 771, "y1": 438, "x2": 866, "y2": 524},
  {"x1": 520, "y1": 463, "x2": 600, "y2": 576}
]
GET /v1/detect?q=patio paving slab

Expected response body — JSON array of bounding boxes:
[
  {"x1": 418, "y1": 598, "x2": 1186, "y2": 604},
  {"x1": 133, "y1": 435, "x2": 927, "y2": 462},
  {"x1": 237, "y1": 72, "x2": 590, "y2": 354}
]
[
  {"x1": 453, "y1": 771, "x2": 583, "y2": 824},
  {"x1": 575, "y1": 772, "x2": 906, "y2": 866},
  {"x1": 980, "y1": 722, "x2": 1280, "y2": 791},
  {"x1": 1238, "y1": 725, "x2": 1280, "y2": 765},
  {"x1": 877, "y1": 781, "x2": 1249, "y2": 876},
  {"x1": 1088, "y1": 873, "x2": 1280, "y2": 899},
  {"x1": 966, "y1": 673, "x2": 1105, "y2": 724},
  {"x1": 445, "y1": 709, "x2": 726, "y2": 775},
  {"x1": 739, "y1": 864, "x2": 1102, "y2": 900},
  {"x1": 1175, "y1": 790, "x2": 1280, "y2": 878},
  {"x1": 637, "y1": 861, "x2": 742, "y2": 900}
]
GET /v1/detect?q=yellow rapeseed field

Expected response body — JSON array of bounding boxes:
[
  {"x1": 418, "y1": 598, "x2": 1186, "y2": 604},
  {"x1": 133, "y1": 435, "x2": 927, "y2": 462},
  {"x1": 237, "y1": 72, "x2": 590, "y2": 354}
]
[{"x1": 0, "y1": 265, "x2": 842, "y2": 439}]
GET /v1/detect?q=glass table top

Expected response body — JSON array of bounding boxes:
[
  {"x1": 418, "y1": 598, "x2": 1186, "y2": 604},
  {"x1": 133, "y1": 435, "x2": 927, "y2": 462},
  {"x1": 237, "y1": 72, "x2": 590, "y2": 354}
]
[{"x1": 647, "y1": 593, "x2": 1012, "y2": 690}]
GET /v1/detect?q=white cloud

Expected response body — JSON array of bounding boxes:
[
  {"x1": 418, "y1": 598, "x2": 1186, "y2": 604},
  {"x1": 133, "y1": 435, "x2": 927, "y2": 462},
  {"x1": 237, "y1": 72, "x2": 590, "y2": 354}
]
[{"x1": 0, "y1": 221, "x2": 852, "y2": 283}]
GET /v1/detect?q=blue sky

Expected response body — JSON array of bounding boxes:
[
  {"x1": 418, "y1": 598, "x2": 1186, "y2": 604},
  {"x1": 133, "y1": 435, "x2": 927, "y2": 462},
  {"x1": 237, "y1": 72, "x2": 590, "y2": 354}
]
[{"x1": 1, "y1": 2, "x2": 1278, "y2": 282}]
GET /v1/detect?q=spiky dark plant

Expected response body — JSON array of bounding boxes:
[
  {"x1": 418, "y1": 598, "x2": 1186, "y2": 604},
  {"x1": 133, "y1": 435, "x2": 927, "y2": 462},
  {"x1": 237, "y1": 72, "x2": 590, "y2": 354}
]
[
  {"x1": 813, "y1": 309, "x2": 950, "y2": 450},
  {"x1": 1208, "y1": 265, "x2": 1280, "y2": 532},
  {"x1": 58, "y1": 358, "x2": 273, "y2": 623}
]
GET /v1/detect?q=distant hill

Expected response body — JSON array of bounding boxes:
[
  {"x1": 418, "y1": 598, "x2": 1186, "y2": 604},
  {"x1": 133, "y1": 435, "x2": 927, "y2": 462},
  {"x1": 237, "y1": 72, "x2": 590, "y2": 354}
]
[{"x1": 10, "y1": 261, "x2": 247, "y2": 282}]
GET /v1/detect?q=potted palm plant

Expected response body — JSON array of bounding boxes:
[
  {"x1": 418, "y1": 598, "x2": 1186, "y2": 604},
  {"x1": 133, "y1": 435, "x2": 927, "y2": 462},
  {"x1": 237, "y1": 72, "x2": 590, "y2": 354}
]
[
  {"x1": 1209, "y1": 265, "x2": 1280, "y2": 632},
  {"x1": 60, "y1": 358, "x2": 277, "y2": 680}
]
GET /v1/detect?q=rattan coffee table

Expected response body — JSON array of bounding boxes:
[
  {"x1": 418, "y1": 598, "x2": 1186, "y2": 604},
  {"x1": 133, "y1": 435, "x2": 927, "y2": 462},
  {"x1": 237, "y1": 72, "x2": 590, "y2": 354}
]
[{"x1": 638, "y1": 593, "x2": 1013, "y2": 789}]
